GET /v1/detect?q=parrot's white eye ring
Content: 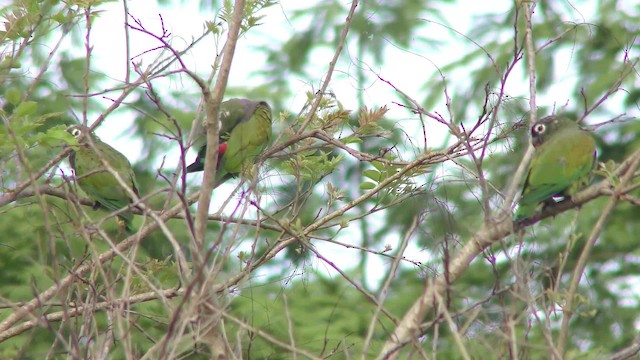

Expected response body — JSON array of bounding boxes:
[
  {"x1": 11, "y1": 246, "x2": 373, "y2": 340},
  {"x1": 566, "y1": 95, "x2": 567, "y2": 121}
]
[
  {"x1": 71, "y1": 128, "x2": 82, "y2": 138},
  {"x1": 533, "y1": 123, "x2": 546, "y2": 135}
]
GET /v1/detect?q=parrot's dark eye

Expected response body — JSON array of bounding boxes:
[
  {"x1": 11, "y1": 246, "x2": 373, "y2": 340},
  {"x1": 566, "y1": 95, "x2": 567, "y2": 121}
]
[
  {"x1": 532, "y1": 123, "x2": 546, "y2": 135},
  {"x1": 71, "y1": 128, "x2": 82, "y2": 138}
]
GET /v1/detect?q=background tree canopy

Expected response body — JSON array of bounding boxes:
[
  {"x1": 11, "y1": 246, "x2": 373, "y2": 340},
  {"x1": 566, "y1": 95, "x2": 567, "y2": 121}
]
[{"x1": 1, "y1": 0, "x2": 639, "y2": 358}]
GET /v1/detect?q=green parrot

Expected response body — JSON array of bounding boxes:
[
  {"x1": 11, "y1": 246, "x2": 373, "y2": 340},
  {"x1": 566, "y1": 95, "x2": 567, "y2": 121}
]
[
  {"x1": 186, "y1": 98, "x2": 272, "y2": 186},
  {"x1": 67, "y1": 125, "x2": 140, "y2": 232},
  {"x1": 514, "y1": 115, "x2": 597, "y2": 222}
]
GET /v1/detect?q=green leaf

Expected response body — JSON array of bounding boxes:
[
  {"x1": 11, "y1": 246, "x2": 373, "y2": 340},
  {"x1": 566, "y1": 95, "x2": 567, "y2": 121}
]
[
  {"x1": 52, "y1": 11, "x2": 67, "y2": 24},
  {"x1": 5, "y1": 88, "x2": 21, "y2": 105},
  {"x1": 360, "y1": 181, "x2": 376, "y2": 190},
  {"x1": 363, "y1": 169, "x2": 381, "y2": 182},
  {"x1": 371, "y1": 161, "x2": 386, "y2": 172},
  {"x1": 341, "y1": 136, "x2": 363, "y2": 145},
  {"x1": 14, "y1": 101, "x2": 37, "y2": 116},
  {"x1": 37, "y1": 126, "x2": 75, "y2": 147}
]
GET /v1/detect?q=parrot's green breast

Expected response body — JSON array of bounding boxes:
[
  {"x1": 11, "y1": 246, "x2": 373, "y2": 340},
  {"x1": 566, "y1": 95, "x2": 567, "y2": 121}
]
[
  {"x1": 222, "y1": 102, "x2": 272, "y2": 175},
  {"x1": 67, "y1": 126, "x2": 139, "y2": 231},
  {"x1": 515, "y1": 117, "x2": 596, "y2": 222}
]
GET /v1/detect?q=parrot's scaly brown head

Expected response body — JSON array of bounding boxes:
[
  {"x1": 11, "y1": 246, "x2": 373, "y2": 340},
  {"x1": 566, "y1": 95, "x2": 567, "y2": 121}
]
[{"x1": 530, "y1": 115, "x2": 577, "y2": 148}]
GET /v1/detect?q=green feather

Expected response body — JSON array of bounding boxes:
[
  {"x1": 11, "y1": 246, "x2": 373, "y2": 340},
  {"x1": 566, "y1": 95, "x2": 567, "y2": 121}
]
[
  {"x1": 221, "y1": 101, "x2": 272, "y2": 174},
  {"x1": 187, "y1": 98, "x2": 272, "y2": 187},
  {"x1": 67, "y1": 125, "x2": 139, "y2": 232},
  {"x1": 515, "y1": 116, "x2": 596, "y2": 222}
]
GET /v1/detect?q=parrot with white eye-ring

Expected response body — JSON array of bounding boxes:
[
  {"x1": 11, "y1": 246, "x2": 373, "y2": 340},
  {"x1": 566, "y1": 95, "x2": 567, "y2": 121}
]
[
  {"x1": 67, "y1": 125, "x2": 140, "y2": 232},
  {"x1": 187, "y1": 98, "x2": 272, "y2": 187},
  {"x1": 514, "y1": 115, "x2": 597, "y2": 222}
]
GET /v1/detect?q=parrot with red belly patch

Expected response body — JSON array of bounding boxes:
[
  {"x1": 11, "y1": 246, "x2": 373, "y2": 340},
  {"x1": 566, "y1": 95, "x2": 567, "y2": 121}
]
[{"x1": 187, "y1": 98, "x2": 272, "y2": 188}]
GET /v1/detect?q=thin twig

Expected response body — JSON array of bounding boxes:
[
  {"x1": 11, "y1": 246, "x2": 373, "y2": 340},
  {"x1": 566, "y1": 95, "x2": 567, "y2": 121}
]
[
  {"x1": 296, "y1": 0, "x2": 359, "y2": 134},
  {"x1": 194, "y1": 0, "x2": 246, "y2": 247},
  {"x1": 362, "y1": 217, "x2": 418, "y2": 356}
]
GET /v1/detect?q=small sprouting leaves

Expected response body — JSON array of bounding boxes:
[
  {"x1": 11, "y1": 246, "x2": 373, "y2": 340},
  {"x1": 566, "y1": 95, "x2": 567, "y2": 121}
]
[
  {"x1": 281, "y1": 150, "x2": 344, "y2": 182},
  {"x1": 360, "y1": 160, "x2": 429, "y2": 197},
  {"x1": 205, "y1": 20, "x2": 222, "y2": 35},
  {"x1": 595, "y1": 160, "x2": 619, "y2": 187},
  {"x1": 357, "y1": 105, "x2": 389, "y2": 134},
  {"x1": 318, "y1": 107, "x2": 351, "y2": 133},
  {"x1": 1, "y1": 8, "x2": 33, "y2": 40},
  {"x1": 66, "y1": 0, "x2": 114, "y2": 9},
  {"x1": 220, "y1": 0, "x2": 276, "y2": 33},
  {"x1": 296, "y1": 92, "x2": 351, "y2": 132},
  {"x1": 326, "y1": 182, "x2": 345, "y2": 207}
]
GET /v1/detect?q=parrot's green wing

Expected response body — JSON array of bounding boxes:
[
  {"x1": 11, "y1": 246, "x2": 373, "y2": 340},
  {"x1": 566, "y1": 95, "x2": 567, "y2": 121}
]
[
  {"x1": 515, "y1": 127, "x2": 595, "y2": 221},
  {"x1": 220, "y1": 98, "x2": 261, "y2": 135},
  {"x1": 187, "y1": 99, "x2": 273, "y2": 189},
  {"x1": 221, "y1": 101, "x2": 272, "y2": 176},
  {"x1": 68, "y1": 126, "x2": 139, "y2": 231},
  {"x1": 187, "y1": 98, "x2": 265, "y2": 174}
]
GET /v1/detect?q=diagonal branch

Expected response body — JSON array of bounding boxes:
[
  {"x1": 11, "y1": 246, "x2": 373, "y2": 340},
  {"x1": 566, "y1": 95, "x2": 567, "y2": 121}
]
[
  {"x1": 194, "y1": 0, "x2": 246, "y2": 248},
  {"x1": 375, "y1": 150, "x2": 639, "y2": 359},
  {"x1": 556, "y1": 150, "x2": 640, "y2": 355}
]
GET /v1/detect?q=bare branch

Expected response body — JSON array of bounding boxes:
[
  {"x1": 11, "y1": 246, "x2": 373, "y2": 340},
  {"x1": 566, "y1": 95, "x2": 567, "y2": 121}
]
[
  {"x1": 557, "y1": 150, "x2": 640, "y2": 355},
  {"x1": 376, "y1": 150, "x2": 640, "y2": 358}
]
